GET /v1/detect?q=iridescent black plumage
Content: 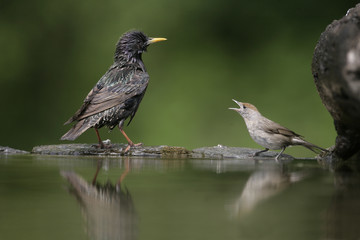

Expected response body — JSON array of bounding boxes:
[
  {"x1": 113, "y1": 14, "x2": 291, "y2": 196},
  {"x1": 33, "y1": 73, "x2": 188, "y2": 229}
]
[{"x1": 61, "y1": 31, "x2": 166, "y2": 151}]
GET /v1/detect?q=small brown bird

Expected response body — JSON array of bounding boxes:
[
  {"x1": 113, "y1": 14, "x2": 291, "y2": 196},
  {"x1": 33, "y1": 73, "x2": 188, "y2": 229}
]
[
  {"x1": 61, "y1": 31, "x2": 166, "y2": 152},
  {"x1": 229, "y1": 99, "x2": 328, "y2": 160}
]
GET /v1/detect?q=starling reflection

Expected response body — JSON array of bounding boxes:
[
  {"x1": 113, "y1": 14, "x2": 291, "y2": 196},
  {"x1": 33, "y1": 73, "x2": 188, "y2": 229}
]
[{"x1": 61, "y1": 31, "x2": 166, "y2": 152}]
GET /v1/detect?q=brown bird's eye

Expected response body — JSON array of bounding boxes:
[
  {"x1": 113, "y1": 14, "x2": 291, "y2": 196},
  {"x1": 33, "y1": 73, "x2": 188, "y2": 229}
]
[{"x1": 243, "y1": 105, "x2": 247, "y2": 109}]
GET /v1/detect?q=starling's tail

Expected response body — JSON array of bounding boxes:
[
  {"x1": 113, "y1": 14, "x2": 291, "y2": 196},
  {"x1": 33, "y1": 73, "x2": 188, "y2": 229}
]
[
  {"x1": 292, "y1": 137, "x2": 328, "y2": 154},
  {"x1": 61, "y1": 171, "x2": 90, "y2": 193},
  {"x1": 60, "y1": 119, "x2": 91, "y2": 141}
]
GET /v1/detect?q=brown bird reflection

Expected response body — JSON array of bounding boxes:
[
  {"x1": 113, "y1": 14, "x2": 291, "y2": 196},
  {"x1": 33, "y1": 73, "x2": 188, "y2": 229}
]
[
  {"x1": 229, "y1": 164, "x2": 308, "y2": 217},
  {"x1": 61, "y1": 158, "x2": 137, "y2": 240}
]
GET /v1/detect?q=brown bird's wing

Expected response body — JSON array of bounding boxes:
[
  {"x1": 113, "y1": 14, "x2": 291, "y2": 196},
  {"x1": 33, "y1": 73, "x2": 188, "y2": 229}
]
[
  {"x1": 263, "y1": 120, "x2": 302, "y2": 137},
  {"x1": 65, "y1": 68, "x2": 149, "y2": 124}
]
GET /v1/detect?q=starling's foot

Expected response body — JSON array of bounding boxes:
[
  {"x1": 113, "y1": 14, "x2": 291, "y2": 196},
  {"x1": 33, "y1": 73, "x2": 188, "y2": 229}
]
[
  {"x1": 93, "y1": 144, "x2": 112, "y2": 149},
  {"x1": 93, "y1": 140, "x2": 113, "y2": 149},
  {"x1": 123, "y1": 142, "x2": 143, "y2": 153}
]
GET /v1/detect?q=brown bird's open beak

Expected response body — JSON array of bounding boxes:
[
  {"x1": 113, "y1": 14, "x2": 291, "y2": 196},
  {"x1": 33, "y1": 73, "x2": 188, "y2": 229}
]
[
  {"x1": 147, "y1": 37, "x2": 167, "y2": 44},
  {"x1": 229, "y1": 99, "x2": 242, "y2": 111}
]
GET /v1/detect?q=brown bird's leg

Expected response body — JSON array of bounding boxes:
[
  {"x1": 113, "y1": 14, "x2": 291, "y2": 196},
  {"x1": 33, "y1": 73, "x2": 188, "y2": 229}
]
[
  {"x1": 254, "y1": 148, "x2": 269, "y2": 157},
  {"x1": 94, "y1": 128, "x2": 105, "y2": 149},
  {"x1": 119, "y1": 126, "x2": 142, "y2": 153},
  {"x1": 275, "y1": 147, "x2": 286, "y2": 161}
]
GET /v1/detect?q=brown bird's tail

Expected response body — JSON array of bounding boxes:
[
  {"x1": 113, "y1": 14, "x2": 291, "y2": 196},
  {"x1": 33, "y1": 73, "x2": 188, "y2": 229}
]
[
  {"x1": 292, "y1": 137, "x2": 328, "y2": 154},
  {"x1": 60, "y1": 119, "x2": 91, "y2": 141}
]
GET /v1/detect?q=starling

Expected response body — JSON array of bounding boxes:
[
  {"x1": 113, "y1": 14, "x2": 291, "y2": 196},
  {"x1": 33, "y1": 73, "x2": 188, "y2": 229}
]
[
  {"x1": 61, "y1": 30, "x2": 166, "y2": 152},
  {"x1": 229, "y1": 99, "x2": 328, "y2": 160}
]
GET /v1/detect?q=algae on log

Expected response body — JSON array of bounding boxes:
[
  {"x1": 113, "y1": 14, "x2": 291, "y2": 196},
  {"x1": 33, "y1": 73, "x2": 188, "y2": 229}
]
[
  {"x1": 31, "y1": 143, "x2": 295, "y2": 160},
  {"x1": 31, "y1": 144, "x2": 190, "y2": 158},
  {"x1": 192, "y1": 145, "x2": 293, "y2": 160},
  {"x1": 312, "y1": 4, "x2": 360, "y2": 160}
]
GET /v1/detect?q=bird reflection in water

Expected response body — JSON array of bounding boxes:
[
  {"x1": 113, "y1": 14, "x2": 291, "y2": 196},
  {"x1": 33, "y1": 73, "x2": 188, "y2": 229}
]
[
  {"x1": 61, "y1": 158, "x2": 137, "y2": 240},
  {"x1": 229, "y1": 163, "x2": 308, "y2": 218}
]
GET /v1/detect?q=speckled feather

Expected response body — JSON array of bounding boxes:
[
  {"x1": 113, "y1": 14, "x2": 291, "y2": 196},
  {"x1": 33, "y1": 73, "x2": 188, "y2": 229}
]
[{"x1": 61, "y1": 31, "x2": 151, "y2": 141}]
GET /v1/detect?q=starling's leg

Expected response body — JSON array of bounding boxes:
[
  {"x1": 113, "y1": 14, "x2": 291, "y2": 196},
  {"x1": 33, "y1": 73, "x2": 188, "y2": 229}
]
[
  {"x1": 92, "y1": 159, "x2": 102, "y2": 185},
  {"x1": 119, "y1": 127, "x2": 142, "y2": 153},
  {"x1": 275, "y1": 147, "x2": 286, "y2": 162},
  {"x1": 117, "y1": 158, "x2": 130, "y2": 186},
  {"x1": 93, "y1": 128, "x2": 112, "y2": 149},
  {"x1": 253, "y1": 148, "x2": 269, "y2": 157},
  {"x1": 94, "y1": 128, "x2": 105, "y2": 149}
]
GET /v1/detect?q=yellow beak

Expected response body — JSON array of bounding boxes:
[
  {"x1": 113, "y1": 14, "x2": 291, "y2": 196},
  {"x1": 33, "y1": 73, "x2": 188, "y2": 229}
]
[{"x1": 148, "y1": 37, "x2": 167, "y2": 44}]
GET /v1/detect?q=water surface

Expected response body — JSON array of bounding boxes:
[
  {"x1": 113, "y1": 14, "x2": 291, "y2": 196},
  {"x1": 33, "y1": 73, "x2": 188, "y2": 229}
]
[{"x1": 1, "y1": 155, "x2": 359, "y2": 240}]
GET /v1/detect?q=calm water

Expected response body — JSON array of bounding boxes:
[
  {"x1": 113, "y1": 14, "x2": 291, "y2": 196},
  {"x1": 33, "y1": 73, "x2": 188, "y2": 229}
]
[{"x1": 1, "y1": 154, "x2": 360, "y2": 240}]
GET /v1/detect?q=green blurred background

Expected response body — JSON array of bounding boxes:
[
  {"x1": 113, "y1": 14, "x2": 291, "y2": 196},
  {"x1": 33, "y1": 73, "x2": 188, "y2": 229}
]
[{"x1": 1, "y1": 0, "x2": 357, "y2": 157}]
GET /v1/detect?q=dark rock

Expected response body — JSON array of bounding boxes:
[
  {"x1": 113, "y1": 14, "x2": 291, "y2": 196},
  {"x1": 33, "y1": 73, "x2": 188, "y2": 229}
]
[
  {"x1": 317, "y1": 145, "x2": 360, "y2": 170},
  {"x1": 312, "y1": 4, "x2": 360, "y2": 159},
  {"x1": 0, "y1": 146, "x2": 29, "y2": 155}
]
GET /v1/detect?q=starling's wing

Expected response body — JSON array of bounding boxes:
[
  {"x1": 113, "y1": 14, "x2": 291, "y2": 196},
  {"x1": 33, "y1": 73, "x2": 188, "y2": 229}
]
[
  {"x1": 64, "y1": 66, "x2": 117, "y2": 125},
  {"x1": 65, "y1": 67, "x2": 149, "y2": 124},
  {"x1": 78, "y1": 72, "x2": 149, "y2": 120}
]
